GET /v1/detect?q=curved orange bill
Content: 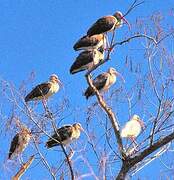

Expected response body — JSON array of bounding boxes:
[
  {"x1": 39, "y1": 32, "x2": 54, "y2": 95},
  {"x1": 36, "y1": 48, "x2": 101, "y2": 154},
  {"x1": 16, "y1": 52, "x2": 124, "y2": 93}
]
[
  {"x1": 57, "y1": 79, "x2": 63, "y2": 87},
  {"x1": 138, "y1": 119, "x2": 145, "y2": 130},
  {"x1": 115, "y1": 71, "x2": 125, "y2": 83},
  {"x1": 121, "y1": 16, "x2": 131, "y2": 30},
  {"x1": 80, "y1": 126, "x2": 84, "y2": 131}
]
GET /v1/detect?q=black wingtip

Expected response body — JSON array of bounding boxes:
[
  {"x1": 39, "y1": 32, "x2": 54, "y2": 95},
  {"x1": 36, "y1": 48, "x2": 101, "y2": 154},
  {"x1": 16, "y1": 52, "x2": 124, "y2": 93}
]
[
  {"x1": 45, "y1": 143, "x2": 50, "y2": 149},
  {"x1": 84, "y1": 91, "x2": 90, "y2": 100},
  {"x1": 25, "y1": 95, "x2": 30, "y2": 102},
  {"x1": 8, "y1": 153, "x2": 12, "y2": 160},
  {"x1": 87, "y1": 30, "x2": 94, "y2": 37},
  {"x1": 70, "y1": 67, "x2": 85, "y2": 75},
  {"x1": 45, "y1": 141, "x2": 59, "y2": 149},
  {"x1": 45, "y1": 141, "x2": 52, "y2": 149},
  {"x1": 70, "y1": 68, "x2": 76, "y2": 75},
  {"x1": 73, "y1": 45, "x2": 78, "y2": 51}
]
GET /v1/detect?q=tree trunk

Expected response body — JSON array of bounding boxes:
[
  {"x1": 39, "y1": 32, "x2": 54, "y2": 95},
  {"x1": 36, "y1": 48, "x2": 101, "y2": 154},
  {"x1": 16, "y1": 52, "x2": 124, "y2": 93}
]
[{"x1": 116, "y1": 164, "x2": 130, "y2": 180}]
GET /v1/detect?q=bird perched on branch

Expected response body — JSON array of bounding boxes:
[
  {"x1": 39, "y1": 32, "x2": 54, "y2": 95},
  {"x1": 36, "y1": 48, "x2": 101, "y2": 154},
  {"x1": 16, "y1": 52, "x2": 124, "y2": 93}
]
[
  {"x1": 46, "y1": 123, "x2": 84, "y2": 148},
  {"x1": 25, "y1": 74, "x2": 62, "y2": 108},
  {"x1": 121, "y1": 115, "x2": 145, "y2": 149},
  {"x1": 87, "y1": 11, "x2": 130, "y2": 36},
  {"x1": 73, "y1": 34, "x2": 106, "y2": 51},
  {"x1": 70, "y1": 48, "x2": 104, "y2": 74},
  {"x1": 8, "y1": 127, "x2": 31, "y2": 160},
  {"x1": 84, "y1": 67, "x2": 123, "y2": 99}
]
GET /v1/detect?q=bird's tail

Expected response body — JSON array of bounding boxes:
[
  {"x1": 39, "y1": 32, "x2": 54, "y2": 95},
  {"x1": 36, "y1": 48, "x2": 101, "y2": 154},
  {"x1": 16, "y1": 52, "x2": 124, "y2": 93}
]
[
  {"x1": 45, "y1": 140, "x2": 60, "y2": 149},
  {"x1": 8, "y1": 152, "x2": 13, "y2": 160},
  {"x1": 84, "y1": 87, "x2": 93, "y2": 99},
  {"x1": 25, "y1": 94, "x2": 31, "y2": 102},
  {"x1": 70, "y1": 66, "x2": 86, "y2": 74}
]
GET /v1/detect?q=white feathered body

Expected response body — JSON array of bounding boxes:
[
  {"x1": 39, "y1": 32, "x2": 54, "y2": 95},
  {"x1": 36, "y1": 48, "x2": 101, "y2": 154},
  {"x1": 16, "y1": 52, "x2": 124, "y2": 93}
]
[{"x1": 121, "y1": 119, "x2": 142, "y2": 138}]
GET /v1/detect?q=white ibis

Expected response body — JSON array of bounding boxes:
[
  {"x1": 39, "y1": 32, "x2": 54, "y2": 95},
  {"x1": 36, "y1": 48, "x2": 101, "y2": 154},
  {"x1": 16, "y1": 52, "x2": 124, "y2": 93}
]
[
  {"x1": 73, "y1": 34, "x2": 106, "y2": 51},
  {"x1": 84, "y1": 67, "x2": 121, "y2": 99},
  {"x1": 70, "y1": 48, "x2": 104, "y2": 74},
  {"x1": 25, "y1": 74, "x2": 61, "y2": 110},
  {"x1": 87, "y1": 11, "x2": 130, "y2": 36},
  {"x1": 121, "y1": 115, "x2": 144, "y2": 149},
  {"x1": 8, "y1": 127, "x2": 31, "y2": 160},
  {"x1": 46, "y1": 123, "x2": 83, "y2": 148}
]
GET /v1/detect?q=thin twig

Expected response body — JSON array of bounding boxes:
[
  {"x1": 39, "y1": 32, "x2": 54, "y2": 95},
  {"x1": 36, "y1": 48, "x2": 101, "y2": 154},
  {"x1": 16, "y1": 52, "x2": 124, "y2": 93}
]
[
  {"x1": 113, "y1": 34, "x2": 157, "y2": 46},
  {"x1": 123, "y1": 0, "x2": 145, "y2": 17},
  {"x1": 33, "y1": 138, "x2": 56, "y2": 180}
]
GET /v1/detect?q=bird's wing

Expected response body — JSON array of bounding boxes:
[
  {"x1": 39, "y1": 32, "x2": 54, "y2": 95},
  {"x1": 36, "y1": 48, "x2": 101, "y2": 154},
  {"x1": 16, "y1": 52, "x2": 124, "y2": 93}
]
[
  {"x1": 93, "y1": 73, "x2": 108, "y2": 90},
  {"x1": 70, "y1": 51, "x2": 93, "y2": 74},
  {"x1": 73, "y1": 35, "x2": 100, "y2": 50},
  {"x1": 87, "y1": 16, "x2": 116, "y2": 36},
  {"x1": 56, "y1": 125, "x2": 73, "y2": 142},
  {"x1": 46, "y1": 125, "x2": 73, "y2": 148},
  {"x1": 123, "y1": 121, "x2": 138, "y2": 136},
  {"x1": 25, "y1": 82, "x2": 51, "y2": 101},
  {"x1": 84, "y1": 73, "x2": 108, "y2": 99},
  {"x1": 8, "y1": 133, "x2": 20, "y2": 159}
]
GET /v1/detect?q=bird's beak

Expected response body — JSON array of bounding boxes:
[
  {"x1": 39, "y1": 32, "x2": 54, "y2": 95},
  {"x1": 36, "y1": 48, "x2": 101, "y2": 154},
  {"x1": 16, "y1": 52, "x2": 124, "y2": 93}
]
[
  {"x1": 80, "y1": 127, "x2": 84, "y2": 131},
  {"x1": 115, "y1": 71, "x2": 125, "y2": 83},
  {"x1": 57, "y1": 79, "x2": 63, "y2": 87},
  {"x1": 121, "y1": 16, "x2": 131, "y2": 30}
]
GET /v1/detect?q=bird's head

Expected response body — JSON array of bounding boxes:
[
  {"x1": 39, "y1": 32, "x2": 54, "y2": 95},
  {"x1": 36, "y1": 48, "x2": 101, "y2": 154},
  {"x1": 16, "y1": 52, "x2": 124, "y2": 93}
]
[
  {"x1": 108, "y1": 67, "x2": 117, "y2": 75},
  {"x1": 22, "y1": 127, "x2": 32, "y2": 137},
  {"x1": 113, "y1": 11, "x2": 131, "y2": 30},
  {"x1": 108, "y1": 67, "x2": 125, "y2": 83},
  {"x1": 132, "y1": 114, "x2": 145, "y2": 129},
  {"x1": 50, "y1": 74, "x2": 62, "y2": 86},
  {"x1": 73, "y1": 123, "x2": 84, "y2": 132}
]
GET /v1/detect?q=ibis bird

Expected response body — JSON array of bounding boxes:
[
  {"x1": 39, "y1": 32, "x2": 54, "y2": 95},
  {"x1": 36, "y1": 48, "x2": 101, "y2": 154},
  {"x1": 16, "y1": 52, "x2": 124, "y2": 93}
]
[
  {"x1": 84, "y1": 67, "x2": 122, "y2": 99},
  {"x1": 25, "y1": 74, "x2": 61, "y2": 109},
  {"x1": 8, "y1": 127, "x2": 31, "y2": 160},
  {"x1": 46, "y1": 123, "x2": 83, "y2": 148},
  {"x1": 70, "y1": 48, "x2": 104, "y2": 74},
  {"x1": 73, "y1": 34, "x2": 106, "y2": 51},
  {"x1": 87, "y1": 11, "x2": 130, "y2": 36},
  {"x1": 121, "y1": 115, "x2": 145, "y2": 149}
]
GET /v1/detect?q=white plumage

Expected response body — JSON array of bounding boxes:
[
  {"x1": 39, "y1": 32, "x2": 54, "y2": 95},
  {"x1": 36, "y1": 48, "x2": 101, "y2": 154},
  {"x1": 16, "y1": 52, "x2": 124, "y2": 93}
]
[{"x1": 121, "y1": 115, "x2": 143, "y2": 138}]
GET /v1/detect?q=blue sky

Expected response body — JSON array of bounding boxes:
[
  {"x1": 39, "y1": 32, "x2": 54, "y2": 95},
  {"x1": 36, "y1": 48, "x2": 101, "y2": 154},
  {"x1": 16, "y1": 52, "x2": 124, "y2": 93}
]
[{"x1": 0, "y1": 0, "x2": 174, "y2": 179}]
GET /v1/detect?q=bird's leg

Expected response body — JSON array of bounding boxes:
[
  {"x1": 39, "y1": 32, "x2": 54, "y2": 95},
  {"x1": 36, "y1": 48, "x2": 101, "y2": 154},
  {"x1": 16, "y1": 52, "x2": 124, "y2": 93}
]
[
  {"x1": 130, "y1": 137, "x2": 139, "y2": 151},
  {"x1": 68, "y1": 146, "x2": 74, "y2": 161},
  {"x1": 18, "y1": 155, "x2": 24, "y2": 165},
  {"x1": 42, "y1": 99, "x2": 48, "y2": 111},
  {"x1": 42, "y1": 99, "x2": 53, "y2": 119},
  {"x1": 106, "y1": 34, "x2": 110, "y2": 51},
  {"x1": 65, "y1": 146, "x2": 74, "y2": 163},
  {"x1": 109, "y1": 30, "x2": 115, "y2": 52},
  {"x1": 104, "y1": 32, "x2": 114, "y2": 52}
]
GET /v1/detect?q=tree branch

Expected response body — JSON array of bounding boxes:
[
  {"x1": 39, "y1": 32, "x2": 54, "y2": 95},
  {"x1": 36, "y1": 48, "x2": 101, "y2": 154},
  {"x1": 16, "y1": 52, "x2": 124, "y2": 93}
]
[
  {"x1": 85, "y1": 74, "x2": 126, "y2": 159},
  {"x1": 117, "y1": 131, "x2": 174, "y2": 179},
  {"x1": 12, "y1": 155, "x2": 35, "y2": 180},
  {"x1": 123, "y1": 0, "x2": 145, "y2": 17},
  {"x1": 113, "y1": 34, "x2": 157, "y2": 46}
]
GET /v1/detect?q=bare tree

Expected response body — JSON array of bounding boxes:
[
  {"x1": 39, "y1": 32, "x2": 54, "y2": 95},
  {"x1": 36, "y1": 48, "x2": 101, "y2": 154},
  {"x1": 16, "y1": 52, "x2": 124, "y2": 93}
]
[{"x1": 0, "y1": 1, "x2": 174, "y2": 179}]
